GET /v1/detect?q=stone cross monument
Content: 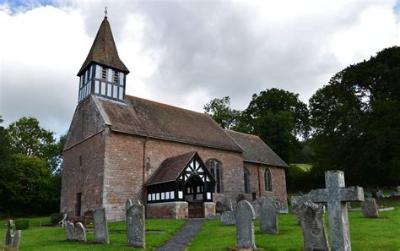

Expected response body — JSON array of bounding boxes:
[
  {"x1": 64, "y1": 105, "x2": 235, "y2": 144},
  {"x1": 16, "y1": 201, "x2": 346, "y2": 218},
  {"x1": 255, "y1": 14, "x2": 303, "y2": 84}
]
[{"x1": 308, "y1": 170, "x2": 364, "y2": 251}]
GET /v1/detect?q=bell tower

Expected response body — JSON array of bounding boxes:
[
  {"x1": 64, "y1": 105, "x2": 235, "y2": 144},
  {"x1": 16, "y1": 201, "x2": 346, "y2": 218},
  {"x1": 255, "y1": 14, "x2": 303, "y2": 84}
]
[{"x1": 77, "y1": 14, "x2": 129, "y2": 103}]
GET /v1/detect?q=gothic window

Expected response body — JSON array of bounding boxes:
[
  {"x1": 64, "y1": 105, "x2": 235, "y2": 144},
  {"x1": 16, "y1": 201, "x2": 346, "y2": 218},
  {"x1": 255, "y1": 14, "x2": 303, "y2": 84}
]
[
  {"x1": 206, "y1": 159, "x2": 223, "y2": 193},
  {"x1": 265, "y1": 168, "x2": 272, "y2": 191},
  {"x1": 244, "y1": 168, "x2": 250, "y2": 193}
]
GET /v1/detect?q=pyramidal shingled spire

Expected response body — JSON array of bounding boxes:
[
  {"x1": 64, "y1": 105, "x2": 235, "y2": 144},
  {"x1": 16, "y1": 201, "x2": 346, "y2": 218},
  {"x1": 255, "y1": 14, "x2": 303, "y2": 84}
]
[{"x1": 77, "y1": 16, "x2": 129, "y2": 76}]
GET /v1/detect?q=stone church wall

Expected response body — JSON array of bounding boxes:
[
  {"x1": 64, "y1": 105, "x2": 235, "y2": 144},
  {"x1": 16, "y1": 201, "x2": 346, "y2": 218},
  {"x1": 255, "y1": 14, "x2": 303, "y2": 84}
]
[
  {"x1": 102, "y1": 132, "x2": 245, "y2": 220},
  {"x1": 60, "y1": 132, "x2": 106, "y2": 216},
  {"x1": 143, "y1": 137, "x2": 245, "y2": 206},
  {"x1": 103, "y1": 132, "x2": 145, "y2": 221},
  {"x1": 243, "y1": 162, "x2": 288, "y2": 210}
]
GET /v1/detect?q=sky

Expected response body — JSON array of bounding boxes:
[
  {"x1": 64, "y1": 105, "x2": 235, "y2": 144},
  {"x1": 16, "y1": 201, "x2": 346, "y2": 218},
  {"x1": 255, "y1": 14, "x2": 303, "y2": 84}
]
[{"x1": 1, "y1": 0, "x2": 400, "y2": 136}]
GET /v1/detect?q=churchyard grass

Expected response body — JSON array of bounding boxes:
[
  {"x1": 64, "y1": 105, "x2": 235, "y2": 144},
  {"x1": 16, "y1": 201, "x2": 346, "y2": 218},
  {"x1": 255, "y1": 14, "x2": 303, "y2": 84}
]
[
  {"x1": 0, "y1": 218, "x2": 185, "y2": 250},
  {"x1": 189, "y1": 199, "x2": 400, "y2": 251}
]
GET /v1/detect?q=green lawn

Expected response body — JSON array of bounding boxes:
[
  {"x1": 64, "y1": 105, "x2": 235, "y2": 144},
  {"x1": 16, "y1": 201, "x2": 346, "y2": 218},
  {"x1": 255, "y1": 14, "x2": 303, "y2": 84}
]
[
  {"x1": 0, "y1": 218, "x2": 185, "y2": 251},
  {"x1": 1, "y1": 200, "x2": 399, "y2": 250},
  {"x1": 189, "y1": 199, "x2": 400, "y2": 251}
]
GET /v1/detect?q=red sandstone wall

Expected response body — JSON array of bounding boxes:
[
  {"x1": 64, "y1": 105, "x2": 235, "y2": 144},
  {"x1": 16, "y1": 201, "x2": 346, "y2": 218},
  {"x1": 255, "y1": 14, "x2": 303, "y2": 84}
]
[
  {"x1": 101, "y1": 133, "x2": 245, "y2": 220},
  {"x1": 60, "y1": 132, "x2": 105, "y2": 216},
  {"x1": 143, "y1": 138, "x2": 245, "y2": 203},
  {"x1": 103, "y1": 132, "x2": 145, "y2": 221},
  {"x1": 243, "y1": 162, "x2": 288, "y2": 208}
]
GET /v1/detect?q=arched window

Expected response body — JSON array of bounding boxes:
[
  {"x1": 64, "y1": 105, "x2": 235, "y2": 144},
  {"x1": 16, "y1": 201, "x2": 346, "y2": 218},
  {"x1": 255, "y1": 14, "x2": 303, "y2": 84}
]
[
  {"x1": 265, "y1": 168, "x2": 272, "y2": 191},
  {"x1": 244, "y1": 168, "x2": 250, "y2": 193},
  {"x1": 206, "y1": 159, "x2": 223, "y2": 193}
]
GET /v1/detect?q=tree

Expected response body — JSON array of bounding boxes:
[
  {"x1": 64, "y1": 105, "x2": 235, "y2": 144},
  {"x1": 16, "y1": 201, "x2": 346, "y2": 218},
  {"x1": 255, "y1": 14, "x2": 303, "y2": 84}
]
[
  {"x1": 239, "y1": 88, "x2": 310, "y2": 162},
  {"x1": 0, "y1": 117, "x2": 65, "y2": 214},
  {"x1": 0, "y1": 154, "x2": 56, "y2": 214},
  {"x1": 204, "y1": 96, "x2": 242, "y2": 129},
  {"x1": 7, "y1": 117, "x2": 57, "y2": 160},
  {"x1": 309, "y1": 46, "x2": 400, "y2": 187}
]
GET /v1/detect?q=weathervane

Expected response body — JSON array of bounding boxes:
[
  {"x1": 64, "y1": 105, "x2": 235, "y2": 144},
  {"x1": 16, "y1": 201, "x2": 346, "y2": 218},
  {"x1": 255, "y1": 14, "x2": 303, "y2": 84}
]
[{"x1": 104, "y1": 6, "x2": 108, "y2": 18}]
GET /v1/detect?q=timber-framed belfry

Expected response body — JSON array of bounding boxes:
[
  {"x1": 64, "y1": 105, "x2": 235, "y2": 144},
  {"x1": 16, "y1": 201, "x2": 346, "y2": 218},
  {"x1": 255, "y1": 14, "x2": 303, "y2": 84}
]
[{"x1": 60, "y1": 16, "x2": 289, "y2": 221}]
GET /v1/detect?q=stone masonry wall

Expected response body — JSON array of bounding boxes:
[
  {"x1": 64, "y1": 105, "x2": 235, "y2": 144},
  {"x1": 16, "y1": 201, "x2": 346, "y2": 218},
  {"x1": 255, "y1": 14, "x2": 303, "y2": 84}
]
[
  {"x1": 143, "y1": 138, "x2": 245, "y2": 205},
  {"x1": 60, "y1": 132, "x2": 105, "y2": 216},
  {"x1": 103, "y1": 132, "x2": 145, "y2": 221},
  {"x1": 102, "y1": 133, "x2": 245, "y2": 220},
  {"x1": 147, "y1": 202, "x2": 188, "y2": 219},
  {"x1": 244, "y1": 162, "x2": 288, "y2": 210}
]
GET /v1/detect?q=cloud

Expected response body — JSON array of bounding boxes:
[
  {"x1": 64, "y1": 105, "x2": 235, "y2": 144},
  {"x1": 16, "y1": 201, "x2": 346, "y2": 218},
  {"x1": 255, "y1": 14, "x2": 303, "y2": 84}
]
[{"x1": 1, "y1": 0, "x2": 399, "y2": 135}]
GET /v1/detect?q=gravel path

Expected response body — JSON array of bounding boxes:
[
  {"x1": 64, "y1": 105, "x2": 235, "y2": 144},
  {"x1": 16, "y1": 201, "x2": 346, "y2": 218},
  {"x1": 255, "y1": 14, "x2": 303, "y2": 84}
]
[{"x1": 157, "y1": 219, "x2": 204, "y2": 251}]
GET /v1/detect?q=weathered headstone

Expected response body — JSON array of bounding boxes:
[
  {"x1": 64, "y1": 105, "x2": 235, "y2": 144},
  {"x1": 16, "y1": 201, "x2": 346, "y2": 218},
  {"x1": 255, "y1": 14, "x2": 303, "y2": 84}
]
[
  {"x1": 74, "y1": 222, "x2": 87, "y2": 242},
  {"x1": 5, "y1": 220, "x2": 22, "y2": 250},
  {"x1": 220, "y1": 211, "x2": 236, "y2": 225},
  {"x1": 361, "y1": 198, "x2": 379, "y2": 218},
  {"x1": 66, "y1": 222, "x2": 75, "y2": 241},
  {"x1": 93, "y1": 208, "x2": 110, "y2": 244},
  {"x1": 235, "y1": 200, "x2": 256, "y2": 250},
  {"x1": 125, "y1": 199, "x2": 133, "y2": 211},
  {"x1": 11, "y1": 230, "x2": 22, "y2": 250},
  {"x1": 308, "y1": 170, "x2": 364, "y2": 251},
  {"x1": 251, "y1": 199, "x2": 261, "y2": 219},
  {"x1": 292, "y1": 196, "x2": 330, "y2": 251},
  {"x1": 126, "y1": 200, "x2": 145, "y2": 248},
  {"x1": 5, "y1": 220, "x2": 15, "y2": 246},
  {"x1": 260, "y1": 197, "x2": 278, "y2": 234}
]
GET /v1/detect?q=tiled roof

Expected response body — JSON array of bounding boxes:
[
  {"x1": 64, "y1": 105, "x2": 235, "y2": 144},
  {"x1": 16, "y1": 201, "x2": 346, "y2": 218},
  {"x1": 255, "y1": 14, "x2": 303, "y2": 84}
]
[
  {"x1": 146, "y1": 152, "x2": 196, "y2": 185},
  {"x1": 226, "y1": 130, "x2": 288, "y2": 168},
  {"x1": 77, "y1": 17, "x2": 129, "y2": 75},
  {"x1": 96, "y1": 95, "x2": 243, "y2": 152}
]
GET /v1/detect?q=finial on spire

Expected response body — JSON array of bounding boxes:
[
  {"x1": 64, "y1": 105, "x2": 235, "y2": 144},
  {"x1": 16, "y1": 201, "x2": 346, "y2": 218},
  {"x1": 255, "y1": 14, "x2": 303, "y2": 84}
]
[{"x1": 104, "y1": 6, "x2": 108, "y2": 19}]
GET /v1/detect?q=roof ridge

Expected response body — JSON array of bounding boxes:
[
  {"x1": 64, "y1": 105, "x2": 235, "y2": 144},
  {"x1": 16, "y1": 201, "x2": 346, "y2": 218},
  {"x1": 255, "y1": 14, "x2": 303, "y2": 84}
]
[
  {"x1": 226, "y1": 129, "x2": 260, "y2": 138},
  {"x1": 126, "y1": 94, "x2": 209, "y2": 116}
]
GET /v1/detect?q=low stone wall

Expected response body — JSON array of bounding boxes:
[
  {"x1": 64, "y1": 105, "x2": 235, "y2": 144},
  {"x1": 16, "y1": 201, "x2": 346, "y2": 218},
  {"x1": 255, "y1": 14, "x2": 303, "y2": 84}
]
[
  {"x1": 146, "y1": 202, "x2": 188, "y2": 219},
  {"x1": 204, "y1": 202, "x2": 216, "y2": 218}
]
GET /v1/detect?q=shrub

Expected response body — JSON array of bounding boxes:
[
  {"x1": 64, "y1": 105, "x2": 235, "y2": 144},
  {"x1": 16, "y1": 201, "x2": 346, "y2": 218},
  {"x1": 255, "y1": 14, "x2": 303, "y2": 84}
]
[
  {"x1": 50, "y1": 213, "x2": 64, "y2": 225},
  {"x1": 15, "y1": 219, "x2": 29, "y2": 230}
]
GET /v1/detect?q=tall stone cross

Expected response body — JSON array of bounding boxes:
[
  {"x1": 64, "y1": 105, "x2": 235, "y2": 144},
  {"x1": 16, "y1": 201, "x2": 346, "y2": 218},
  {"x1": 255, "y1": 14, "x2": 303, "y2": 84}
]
[{"x1": 308, "y1": 170, "x2": 364, "y2": 251}]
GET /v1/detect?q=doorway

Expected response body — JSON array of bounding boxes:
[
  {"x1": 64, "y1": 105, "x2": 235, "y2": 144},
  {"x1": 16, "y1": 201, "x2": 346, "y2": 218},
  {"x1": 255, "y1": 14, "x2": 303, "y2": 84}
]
[{"x1": 185, "y1": 176, "x2": 205, "y2": 218}]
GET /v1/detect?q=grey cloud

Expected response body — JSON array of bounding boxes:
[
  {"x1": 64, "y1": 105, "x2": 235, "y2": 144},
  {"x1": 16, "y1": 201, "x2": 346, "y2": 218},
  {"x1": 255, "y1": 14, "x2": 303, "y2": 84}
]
[{"x1": 1, "y1": 0, "x2": 397, "y2": 135}]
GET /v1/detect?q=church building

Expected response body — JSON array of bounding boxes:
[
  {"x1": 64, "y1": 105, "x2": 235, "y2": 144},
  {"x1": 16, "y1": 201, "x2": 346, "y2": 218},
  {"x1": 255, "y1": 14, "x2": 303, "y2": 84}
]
[{"x1": 60, "y1": 16, "x2": 288, "y2": 221}]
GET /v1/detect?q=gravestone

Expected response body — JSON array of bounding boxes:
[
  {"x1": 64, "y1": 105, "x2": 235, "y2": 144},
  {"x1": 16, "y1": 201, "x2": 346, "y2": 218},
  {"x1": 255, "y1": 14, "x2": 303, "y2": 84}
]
[
  {"x1": 376, "y1": 190, "x2": 383, "y2": 199},
  {"x1": 220, "y1": 211, "x2": 236, "y2": 225},
  {"x1": 235, "y1": 200, "x2": 256, "y2": 250},
  {"x1": 361, "y1": 198, "x2": 379, "y2": 218},
  {"x1": 260, "y1": 197, "x2": 278, "y2": 234},
  {"x1": 93, "y1": 208, "x2": 110, "y2": 244},
  {"x1": 75, "y1": 222, "x2": 87, "y2": 242},
  {"x1": 292, "y1": 196, "x2": 330, "y2": 251},
  {"x1": 251, "y1": 199, "x2": 261, "y2": 219},
  {"x1": 5, "y1": 220, "x2": 22, "y2": 250},
  {"x1": 126, "y1": 200, "x2": 145, "y2": 248},
  {"x1": 10, "y1": 230, "x2": 22, "y2": 250},
  {"x1": 308, "y1": 170, "x2": 364, "y2": 251},
  {"x1": 5, "y1": 220, "x2": 15, "y2": 246},
  {"x1": 66, "y1": 222, "x2": 75, "y2": 241}
]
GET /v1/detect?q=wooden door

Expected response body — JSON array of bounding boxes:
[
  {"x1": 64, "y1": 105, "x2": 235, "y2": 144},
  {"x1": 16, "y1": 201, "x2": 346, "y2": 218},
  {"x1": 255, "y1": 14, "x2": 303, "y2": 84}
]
[{"x1": 188, "y1": 202, "x2": 204, "y2": 218}]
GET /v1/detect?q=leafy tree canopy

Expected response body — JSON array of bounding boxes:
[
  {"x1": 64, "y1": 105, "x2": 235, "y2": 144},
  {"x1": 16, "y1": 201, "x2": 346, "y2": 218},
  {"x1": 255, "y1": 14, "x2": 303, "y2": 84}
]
[
  {"x1": 239, "y1": 88, "x2": 310, "y2": 162},
  {"x1": 7, "y1": 117, "x2": 57, "y2": 160},
  {"x1": 204, "y1": 96, "x2": 242, "y2": 129},
  {"x1": 309, "y1": 46, "x2": 400, "y2": 186}
]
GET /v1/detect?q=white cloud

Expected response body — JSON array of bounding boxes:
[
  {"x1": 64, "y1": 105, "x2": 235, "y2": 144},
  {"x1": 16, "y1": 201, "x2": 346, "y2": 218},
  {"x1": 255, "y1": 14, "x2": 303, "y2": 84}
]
[{"x1": 1, "y1": 0, "x2": 399, "y2": 135}]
